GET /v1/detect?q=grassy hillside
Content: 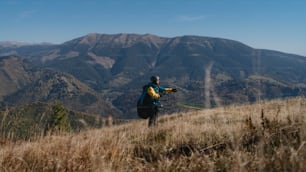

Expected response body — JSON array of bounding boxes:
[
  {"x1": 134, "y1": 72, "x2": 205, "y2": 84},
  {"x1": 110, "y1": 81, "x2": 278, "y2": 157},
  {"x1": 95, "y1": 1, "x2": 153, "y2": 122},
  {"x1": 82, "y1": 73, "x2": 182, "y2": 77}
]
[
  {"x1": 0, "y1": 97, "x2": 306, "y2": 171},
  {"x1": 0, "y1": 102, "x2": 124, "y2": 140}
]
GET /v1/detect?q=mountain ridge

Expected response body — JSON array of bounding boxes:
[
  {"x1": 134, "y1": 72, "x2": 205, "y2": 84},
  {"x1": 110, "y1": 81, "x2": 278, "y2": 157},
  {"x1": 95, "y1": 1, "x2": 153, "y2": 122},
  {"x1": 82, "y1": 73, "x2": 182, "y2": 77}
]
[
  {"x1": 1, "y1": 33, "x2": 306, "y2": 118},
  {"x1": 0, "y1": 55, "x2": 120, "y2": 117}
]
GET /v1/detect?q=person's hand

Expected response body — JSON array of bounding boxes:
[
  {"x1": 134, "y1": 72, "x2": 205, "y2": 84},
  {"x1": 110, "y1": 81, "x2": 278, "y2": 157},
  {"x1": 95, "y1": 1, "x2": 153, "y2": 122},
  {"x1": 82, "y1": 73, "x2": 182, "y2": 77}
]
[{"x1": 172, "y1": 88, "x2": 177, "y2": 92}]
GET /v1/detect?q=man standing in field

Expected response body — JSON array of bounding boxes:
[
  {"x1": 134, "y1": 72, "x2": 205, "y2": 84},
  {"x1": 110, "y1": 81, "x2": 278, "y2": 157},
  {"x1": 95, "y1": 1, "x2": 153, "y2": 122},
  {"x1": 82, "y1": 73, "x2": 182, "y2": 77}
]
[{"x1": 137, "y1": 76, "x2": 177, "y2": 127}]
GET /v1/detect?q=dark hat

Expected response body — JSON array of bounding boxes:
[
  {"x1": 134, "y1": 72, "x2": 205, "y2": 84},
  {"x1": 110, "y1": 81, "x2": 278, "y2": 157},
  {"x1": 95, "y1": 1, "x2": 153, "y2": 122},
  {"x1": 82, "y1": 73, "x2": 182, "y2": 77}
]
[{"x1": 150, "y1": 76, "x2": 160, "y2": 83}]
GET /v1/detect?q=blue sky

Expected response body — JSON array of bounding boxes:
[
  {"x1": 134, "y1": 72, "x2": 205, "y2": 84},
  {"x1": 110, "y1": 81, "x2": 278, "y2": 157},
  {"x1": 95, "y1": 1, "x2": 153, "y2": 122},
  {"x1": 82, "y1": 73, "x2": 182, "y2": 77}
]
[{"x1": 1, "y1": 0, "x2": 306, "y2": 56}]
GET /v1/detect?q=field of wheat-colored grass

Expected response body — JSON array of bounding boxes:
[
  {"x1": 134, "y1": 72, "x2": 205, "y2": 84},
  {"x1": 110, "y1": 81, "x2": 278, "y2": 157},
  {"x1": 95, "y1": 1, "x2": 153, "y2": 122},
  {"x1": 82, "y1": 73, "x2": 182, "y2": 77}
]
[{"x1": 1, "y1": 97, "x2": 306, "y2": 171}]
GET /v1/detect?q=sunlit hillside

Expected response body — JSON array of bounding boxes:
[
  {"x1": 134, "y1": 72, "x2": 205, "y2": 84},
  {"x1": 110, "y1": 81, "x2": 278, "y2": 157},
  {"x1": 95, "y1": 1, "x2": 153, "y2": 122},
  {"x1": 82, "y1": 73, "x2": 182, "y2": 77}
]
[{"x1": 1, "y1": 97, "x2": 306, "y2": 171}]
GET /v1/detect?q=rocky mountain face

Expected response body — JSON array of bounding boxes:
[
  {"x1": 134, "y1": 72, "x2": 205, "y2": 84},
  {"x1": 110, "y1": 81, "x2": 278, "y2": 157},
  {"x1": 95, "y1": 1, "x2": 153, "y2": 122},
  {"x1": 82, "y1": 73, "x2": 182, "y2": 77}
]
[{"x1": 1, "y1": 33, "x2": 306, "y2": 118}]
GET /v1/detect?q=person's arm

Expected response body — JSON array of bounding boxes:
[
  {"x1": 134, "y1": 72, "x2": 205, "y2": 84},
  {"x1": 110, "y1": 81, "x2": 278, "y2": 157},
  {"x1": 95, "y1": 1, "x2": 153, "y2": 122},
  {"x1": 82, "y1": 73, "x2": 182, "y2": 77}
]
[
  {"x1": 148, "y1": 86, "x2": 177, "y2": 99},
  {"x1": 147, "y1": 87, "x2": 160, "y2": 99},
  {"x1": 160, "y1": 86, "x2": 177, "y2": 94},
  {"x1": 160, "y1": 86, "x2": 177, "y2": 93},
  {"x1": 165, "y1": 88, "x2": 174, "y2": 93}
]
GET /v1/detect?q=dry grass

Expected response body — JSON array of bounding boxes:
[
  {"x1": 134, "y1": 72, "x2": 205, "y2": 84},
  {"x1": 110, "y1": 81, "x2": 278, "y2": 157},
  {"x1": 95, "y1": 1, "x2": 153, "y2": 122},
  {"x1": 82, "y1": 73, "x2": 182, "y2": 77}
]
[{"x1": 1, "y1": 97, "x2": 306, "y2": 171}]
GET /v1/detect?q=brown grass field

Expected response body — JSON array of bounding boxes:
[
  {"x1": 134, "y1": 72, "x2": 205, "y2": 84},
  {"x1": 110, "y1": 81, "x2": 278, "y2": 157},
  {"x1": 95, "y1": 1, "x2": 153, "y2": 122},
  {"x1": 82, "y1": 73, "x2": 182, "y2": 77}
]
[{"x1": 1, "y1": 97, "x2": 306, "y2": 171}]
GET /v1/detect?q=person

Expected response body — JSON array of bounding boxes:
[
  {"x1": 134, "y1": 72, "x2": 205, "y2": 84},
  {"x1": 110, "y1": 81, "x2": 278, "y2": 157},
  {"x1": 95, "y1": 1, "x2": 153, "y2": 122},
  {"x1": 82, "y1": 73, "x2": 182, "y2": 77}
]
[{"x1": 143, "y1": 76, "x2": 177, "y2": 127}]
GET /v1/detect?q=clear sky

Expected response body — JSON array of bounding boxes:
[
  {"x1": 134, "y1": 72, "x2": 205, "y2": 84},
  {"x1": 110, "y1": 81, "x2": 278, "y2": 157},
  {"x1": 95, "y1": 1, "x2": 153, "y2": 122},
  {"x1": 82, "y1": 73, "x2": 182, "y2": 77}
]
[{"x1": 1, "y1": 0, "x2": 306, "y2": 56}]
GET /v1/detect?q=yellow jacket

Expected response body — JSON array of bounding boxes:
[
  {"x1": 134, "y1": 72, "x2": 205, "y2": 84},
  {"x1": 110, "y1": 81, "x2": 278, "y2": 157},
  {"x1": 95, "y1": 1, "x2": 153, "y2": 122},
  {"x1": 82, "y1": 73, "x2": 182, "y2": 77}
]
[{"x1": 147, "y1": 86, "x2": 173, "y2": 99}]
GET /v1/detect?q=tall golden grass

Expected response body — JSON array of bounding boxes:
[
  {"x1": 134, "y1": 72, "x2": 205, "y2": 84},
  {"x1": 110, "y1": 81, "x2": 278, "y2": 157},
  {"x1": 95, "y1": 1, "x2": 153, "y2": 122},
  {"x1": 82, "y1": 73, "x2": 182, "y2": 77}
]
[{"x1": 1, "y1": 97, "x2": 306, "y2": 171}]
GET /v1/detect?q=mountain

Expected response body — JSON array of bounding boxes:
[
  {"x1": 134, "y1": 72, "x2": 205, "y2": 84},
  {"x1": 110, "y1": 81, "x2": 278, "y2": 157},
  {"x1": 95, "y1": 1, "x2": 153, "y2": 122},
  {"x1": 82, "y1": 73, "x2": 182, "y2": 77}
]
[
  {"x1": 0, "y1": 41, "x2": 56, "y2": 58},
  {"x1": 0, "y1": 41, "x2": 32, "y2": 48},
  {"x1": 23, "y1": 33, "x2": 306, "y2": 85},
  {"x1": 0, "y1": 55, "x2": 120, "y2": 117},
  {"x1": 0, "y1": 55, "x2": 36, "y2": 98},
  {"x1": 1, "y1": 33, "x2": 306, "y2": 118}
]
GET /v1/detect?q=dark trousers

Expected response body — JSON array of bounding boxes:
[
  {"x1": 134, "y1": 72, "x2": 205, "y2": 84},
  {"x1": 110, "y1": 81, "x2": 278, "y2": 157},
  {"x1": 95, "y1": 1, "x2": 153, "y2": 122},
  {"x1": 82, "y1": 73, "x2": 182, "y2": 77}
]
[{"x1": 148, "y1": 107, "x2": 158, "y2": 127}]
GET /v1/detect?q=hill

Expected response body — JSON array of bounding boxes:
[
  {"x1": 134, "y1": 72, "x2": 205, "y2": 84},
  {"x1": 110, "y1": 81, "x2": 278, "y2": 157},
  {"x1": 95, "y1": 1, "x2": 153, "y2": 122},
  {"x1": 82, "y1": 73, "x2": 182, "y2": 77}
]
[
  {"x1": 0, "y1": 55, "x2": 120, "y2": 117},
  {"x1": 0, "y1": 41, "x2": 55, "y2": 57},
  {"x1": 0, "y1": 97, "x2": 305, "y2": 171},
  {"x1": 0, "y1": 55, "x2": 36, "y2": 98},
  {"x1": 1, "y1": 33, "x2": 306, "y2": 117},
  {"x1": 0, "y1": 102, "x2": 126, "y2": 140}
]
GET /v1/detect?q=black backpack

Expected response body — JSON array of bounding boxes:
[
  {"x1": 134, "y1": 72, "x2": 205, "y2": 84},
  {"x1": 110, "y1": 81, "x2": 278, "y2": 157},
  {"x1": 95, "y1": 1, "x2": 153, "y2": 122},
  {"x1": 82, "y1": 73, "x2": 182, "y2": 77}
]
[{"x1": 137, "y1": 85, "x2": 153, "y2": 119}]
